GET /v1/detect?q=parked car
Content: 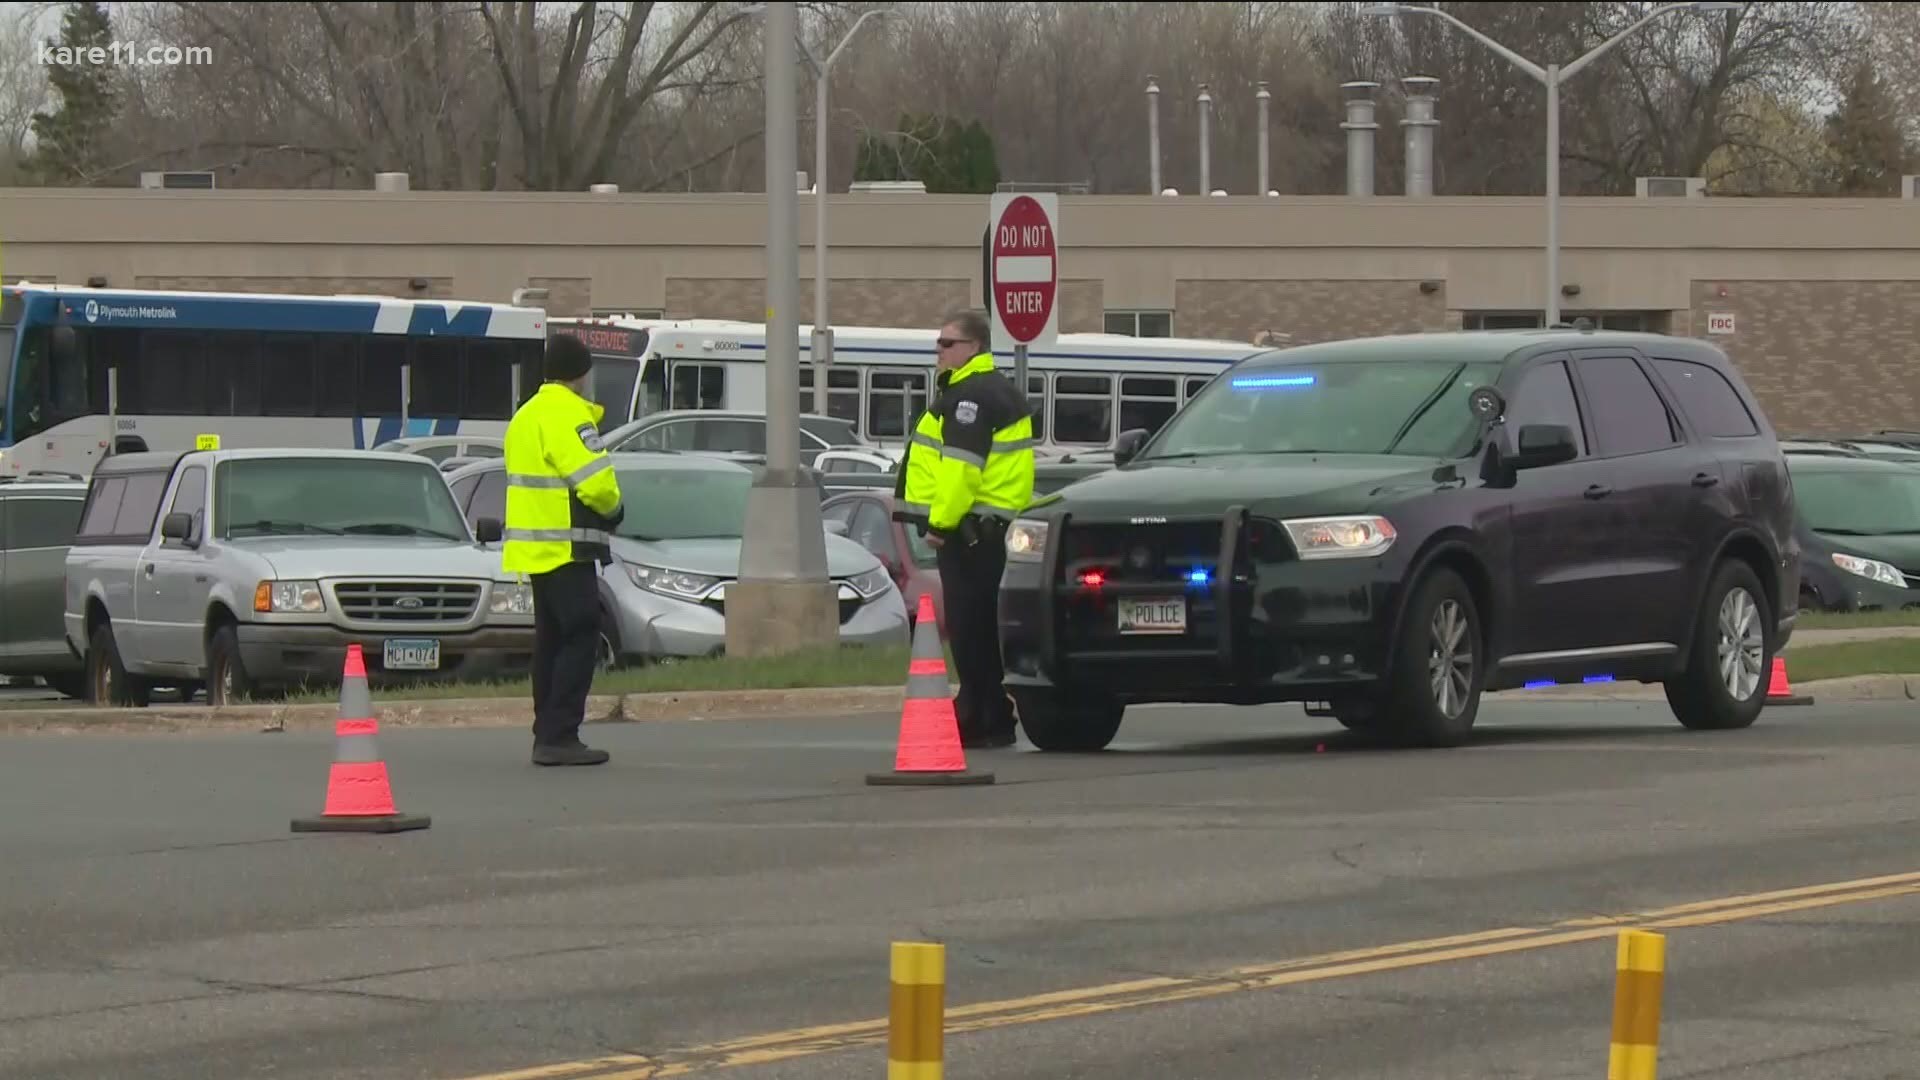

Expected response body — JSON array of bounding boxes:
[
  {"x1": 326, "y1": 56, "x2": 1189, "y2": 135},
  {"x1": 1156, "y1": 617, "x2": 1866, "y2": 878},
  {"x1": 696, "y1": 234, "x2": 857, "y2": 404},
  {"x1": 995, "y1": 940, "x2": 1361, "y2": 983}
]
[
  {"x1": 0, "y1": 472, "x2": 89, "y2": 697},
  {"x1": 1785, "y1": 453, "x2": 1920, "y2": 612},
  {"x1": 820, "y1": 490, "x2": 944, "y2": 637},
  {"x1": 599, "y1": 409, "x2": 869, "y2": 470},
  {"x1": 64, "y1": 448, "x2": 538, "y2": 707},
  {"x1": 445, "y1": 452, "x2": 908, "y2": 666},
  {"x1": 372, "y1": 434, "x2": 506, "y2": 470},
  {"x1": 996, "y1": 329, "x2": 1801, "y2": 751}
]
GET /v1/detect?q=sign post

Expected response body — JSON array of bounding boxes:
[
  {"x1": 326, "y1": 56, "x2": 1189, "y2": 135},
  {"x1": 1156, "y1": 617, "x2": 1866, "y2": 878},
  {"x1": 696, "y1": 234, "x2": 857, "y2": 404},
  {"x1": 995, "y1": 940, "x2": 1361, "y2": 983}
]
[{"x1": 988, "y1": 192, "x2": 1060, "y2": 393}]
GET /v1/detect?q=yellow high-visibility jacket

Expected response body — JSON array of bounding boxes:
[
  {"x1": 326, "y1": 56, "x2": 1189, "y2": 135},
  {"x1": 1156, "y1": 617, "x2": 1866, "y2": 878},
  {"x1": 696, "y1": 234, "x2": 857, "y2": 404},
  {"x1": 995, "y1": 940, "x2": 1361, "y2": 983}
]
[
  {"x1": 501, "y1": 382, "x2": 625, "y2": 575},
  {"x1": 894, "y1": 353, "x2": 1036, "y2": 536}
]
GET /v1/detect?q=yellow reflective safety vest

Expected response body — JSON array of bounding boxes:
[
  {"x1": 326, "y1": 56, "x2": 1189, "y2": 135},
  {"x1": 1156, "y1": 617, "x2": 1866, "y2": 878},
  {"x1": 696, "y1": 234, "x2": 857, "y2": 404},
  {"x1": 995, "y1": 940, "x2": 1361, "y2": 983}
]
[
  {"x1": 501, "y1": 382, "x2": 625, "y2": 575},
  {"x1": 893, "y1": 353, "x2": 1036, "y2": 536}
]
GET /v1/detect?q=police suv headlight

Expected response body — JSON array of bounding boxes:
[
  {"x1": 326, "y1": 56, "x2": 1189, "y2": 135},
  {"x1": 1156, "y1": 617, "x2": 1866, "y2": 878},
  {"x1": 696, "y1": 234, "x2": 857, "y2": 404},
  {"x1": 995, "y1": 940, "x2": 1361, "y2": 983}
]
[
  {"x1": 1832, "y1": 552, "x2": 1905, "y2": 587},
  {"x1": 625, "y1": 562, "x2": 721, "y2": 601},
  {"x1": 254, "y1": 579, "x2": 323, "y2": 613},
  {"x1": 1281, "y1": 515, "x2": 1397, "y2": 560},
  {"x1": 1006, "y1": 519, "x2": 1049, "y2": 562},
  {"x1": 844, "y1": 567, "x2": 892, "y2": 600},
  {"x1": 489, "y1": 582, "x2": 535, "y2": 615}
]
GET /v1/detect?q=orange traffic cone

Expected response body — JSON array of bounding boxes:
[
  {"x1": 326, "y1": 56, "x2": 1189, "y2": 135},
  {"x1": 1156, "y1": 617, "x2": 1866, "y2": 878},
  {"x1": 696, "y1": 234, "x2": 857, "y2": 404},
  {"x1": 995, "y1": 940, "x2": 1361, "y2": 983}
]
[
  {"x1": 291, "y1": 644, "x2": 432, "y2": 833},
  {"x1": 1765, "y1": 655, "x2": 1813, "y2": 706},
  {"x1": 866, "y1": 593, "x2": 995, "y2": 787}
]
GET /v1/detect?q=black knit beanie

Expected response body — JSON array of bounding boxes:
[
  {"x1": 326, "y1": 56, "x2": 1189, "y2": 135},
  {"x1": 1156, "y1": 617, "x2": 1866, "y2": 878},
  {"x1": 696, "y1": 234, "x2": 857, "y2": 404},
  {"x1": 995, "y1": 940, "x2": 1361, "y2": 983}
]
[{"x1": 544, "y1": 334, "x2": 594, "y2": 382}]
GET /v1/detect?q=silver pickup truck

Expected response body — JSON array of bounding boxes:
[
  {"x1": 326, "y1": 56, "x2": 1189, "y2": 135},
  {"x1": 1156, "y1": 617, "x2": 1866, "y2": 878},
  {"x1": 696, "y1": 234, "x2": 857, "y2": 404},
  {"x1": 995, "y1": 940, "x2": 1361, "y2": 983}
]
[{"x1": 64, "y1": 446, "x2": 537, "y2": 707}]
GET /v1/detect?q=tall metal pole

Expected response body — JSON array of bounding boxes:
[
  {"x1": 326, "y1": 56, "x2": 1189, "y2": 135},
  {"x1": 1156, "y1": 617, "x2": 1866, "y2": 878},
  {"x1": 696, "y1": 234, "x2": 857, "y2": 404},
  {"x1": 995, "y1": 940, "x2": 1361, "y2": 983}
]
[
  {"x1": 732, "y1": 0, "x2": 833, "y2": 659},
  {"x1": 1545, "y1": 64, "x2": 1560, "y2": 327},
  {"x1": 812, "y1": 69, "x2": 831, "y2": 415},
  {"x1": 1197, "y1": 82, "x2": 1212, "y2": 194},
  {"x1": 765, "y1": 4, "x2": 800, "y2": 479},
  {"x1": 1146, "y1": 76, "x2": 1161, "y2": 192},
  {"x1": 1256, "y1": 81, "x2": 1270, "y2": 194},
  {"x1": 802, "y1": 8, "x2": 885, "y2": 417}
]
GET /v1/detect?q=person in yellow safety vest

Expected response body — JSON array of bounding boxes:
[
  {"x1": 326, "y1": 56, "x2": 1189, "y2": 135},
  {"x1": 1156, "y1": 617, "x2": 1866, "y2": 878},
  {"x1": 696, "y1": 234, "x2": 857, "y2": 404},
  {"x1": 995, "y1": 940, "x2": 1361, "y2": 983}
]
[
  {"x1": 892, "y1": 308, "x2": 1036, "y2": 749},
  {"x1": 502, "y1": 333, "x2": 625, "y2": 767}
]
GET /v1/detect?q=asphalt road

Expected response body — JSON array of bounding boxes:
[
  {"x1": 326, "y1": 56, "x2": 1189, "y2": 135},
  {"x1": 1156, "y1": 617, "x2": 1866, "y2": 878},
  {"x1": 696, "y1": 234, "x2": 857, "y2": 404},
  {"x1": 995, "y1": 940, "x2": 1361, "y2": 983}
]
[{"x1": 4, "y1": 697, "x2": 1920, "y2": 1080}]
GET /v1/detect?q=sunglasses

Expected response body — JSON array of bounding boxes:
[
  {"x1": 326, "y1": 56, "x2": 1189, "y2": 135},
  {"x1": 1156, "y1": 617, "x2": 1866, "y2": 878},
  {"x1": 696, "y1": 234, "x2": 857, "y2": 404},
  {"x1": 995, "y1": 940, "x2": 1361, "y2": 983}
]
[{"x1": 937, "y1": 337, "x2": 972, "y2": 349}]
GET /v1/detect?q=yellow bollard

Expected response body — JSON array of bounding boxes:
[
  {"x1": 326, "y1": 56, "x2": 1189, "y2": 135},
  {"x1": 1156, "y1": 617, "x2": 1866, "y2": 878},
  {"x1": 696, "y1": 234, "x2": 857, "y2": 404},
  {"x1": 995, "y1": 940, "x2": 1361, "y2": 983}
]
[
  {"x1": 1608, "y1": 929, "x2": 1667, "y2": 1080},
  {"x1": 889, "y1": 942, "x2": 945, "y2": 1080}
]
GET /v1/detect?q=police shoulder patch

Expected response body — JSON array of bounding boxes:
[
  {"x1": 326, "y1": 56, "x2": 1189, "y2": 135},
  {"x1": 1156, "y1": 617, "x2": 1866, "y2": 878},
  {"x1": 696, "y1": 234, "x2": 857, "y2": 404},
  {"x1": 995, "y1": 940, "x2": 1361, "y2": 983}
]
[
  {"x1": 577, "y1": 423, "x2": 606, "y2": 453},
  {"x1": 954, "y1": 399, "x2": 979, "y2": 425}
]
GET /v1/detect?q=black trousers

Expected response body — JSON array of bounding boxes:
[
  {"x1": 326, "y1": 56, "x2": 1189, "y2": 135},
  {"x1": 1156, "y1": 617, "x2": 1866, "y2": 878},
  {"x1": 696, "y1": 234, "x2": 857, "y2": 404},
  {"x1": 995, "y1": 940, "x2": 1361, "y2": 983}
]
[
  {"x1": 529, "y1": 560, "x2": 601, "y2": 746},
  {"x1": 935, "y1": 519, "x2": 1015, "y2": 738}
]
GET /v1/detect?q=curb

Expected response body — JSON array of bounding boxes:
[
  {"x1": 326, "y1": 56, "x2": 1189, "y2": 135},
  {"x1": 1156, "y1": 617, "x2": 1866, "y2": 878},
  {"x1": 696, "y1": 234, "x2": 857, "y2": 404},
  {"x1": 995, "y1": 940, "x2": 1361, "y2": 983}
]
[
  {"x1": 0, "y1": 685, "x2": 910, "y2": 735},
  {"x1": 1, "y1": 675, "x2": 1914, "y2": 736}
]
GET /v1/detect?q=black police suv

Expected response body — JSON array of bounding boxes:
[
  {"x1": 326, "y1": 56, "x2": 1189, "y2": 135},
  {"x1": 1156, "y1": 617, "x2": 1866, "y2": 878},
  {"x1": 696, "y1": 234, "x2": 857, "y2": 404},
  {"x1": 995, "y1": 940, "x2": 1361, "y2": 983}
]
[
  {"x1": 1784, "y1": 453, "x2": 1920, "y2": 613},
  {"x1": 997, "y1": 329, "x2": 1801, "y2": 750}
]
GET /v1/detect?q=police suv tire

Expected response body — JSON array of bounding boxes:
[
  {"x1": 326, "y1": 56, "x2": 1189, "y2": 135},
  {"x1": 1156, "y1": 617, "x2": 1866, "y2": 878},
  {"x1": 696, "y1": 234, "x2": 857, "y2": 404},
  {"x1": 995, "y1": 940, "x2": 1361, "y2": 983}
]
[
  {"x1": 1664, "y1": 559, "x2": 1770, "y2": 732},
  {"x1": 1011, "y1": 687, "x2": 1124, "y2": 752},
  {"x1": 1384, "y1": 567, "x2": 1482, "y2": 748},
  {"x1": 87, "y1": 621, "x2": 151, "y2": 708}
]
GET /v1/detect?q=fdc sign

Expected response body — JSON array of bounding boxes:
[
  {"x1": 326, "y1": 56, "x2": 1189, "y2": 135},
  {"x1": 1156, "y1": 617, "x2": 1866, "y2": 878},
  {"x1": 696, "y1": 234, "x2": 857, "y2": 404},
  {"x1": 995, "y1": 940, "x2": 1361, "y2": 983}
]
[{"x1": 988, "y1": 193, "x2": 1060, "y2": 354}]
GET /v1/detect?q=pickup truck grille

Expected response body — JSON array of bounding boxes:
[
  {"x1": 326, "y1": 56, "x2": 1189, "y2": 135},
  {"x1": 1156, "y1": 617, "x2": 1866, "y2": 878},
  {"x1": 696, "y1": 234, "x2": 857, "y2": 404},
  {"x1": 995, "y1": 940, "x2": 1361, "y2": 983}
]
[{"x1": 331, "y1": 580, "x2": 482, "y2": 623}]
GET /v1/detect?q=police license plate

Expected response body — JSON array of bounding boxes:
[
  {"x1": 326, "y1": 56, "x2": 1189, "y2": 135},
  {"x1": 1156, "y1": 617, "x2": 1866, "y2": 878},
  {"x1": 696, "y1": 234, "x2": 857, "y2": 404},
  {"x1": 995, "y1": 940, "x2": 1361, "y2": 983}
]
[
  {"x1": 1118, "y1": 597, "x2": 1186, "y2": 635},
  {"x1": 383, "y1": 638, "x2": 442, "y2": 671}
]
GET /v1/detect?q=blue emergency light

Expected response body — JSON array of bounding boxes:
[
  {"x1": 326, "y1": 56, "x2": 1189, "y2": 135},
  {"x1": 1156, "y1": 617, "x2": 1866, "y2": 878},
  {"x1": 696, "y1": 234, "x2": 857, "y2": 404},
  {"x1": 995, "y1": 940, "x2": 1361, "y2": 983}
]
[{"x1": 1231, "y1": 374, "x2": 1316, "y2": 389}]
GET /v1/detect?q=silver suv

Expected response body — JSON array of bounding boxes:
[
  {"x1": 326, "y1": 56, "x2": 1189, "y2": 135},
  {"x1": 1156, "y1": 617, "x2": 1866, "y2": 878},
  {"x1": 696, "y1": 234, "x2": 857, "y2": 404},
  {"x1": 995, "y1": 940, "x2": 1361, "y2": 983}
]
[
  {"x1": 64, "y1": 447, "x2": 537, "y2": 706},
  {"x1": 0, "y1": 473, "x2": 89, "y2": 698}
]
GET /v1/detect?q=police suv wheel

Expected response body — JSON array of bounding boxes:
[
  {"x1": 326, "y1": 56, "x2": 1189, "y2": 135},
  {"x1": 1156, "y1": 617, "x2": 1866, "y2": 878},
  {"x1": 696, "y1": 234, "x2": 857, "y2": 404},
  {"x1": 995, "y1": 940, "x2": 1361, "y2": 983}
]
[
  {"x1": 1383, "y1": 567, "x2": 1482, "y2": 748},
  {"x1": 1010, "y1": 687, "x2": 1124, "y2": 752}
]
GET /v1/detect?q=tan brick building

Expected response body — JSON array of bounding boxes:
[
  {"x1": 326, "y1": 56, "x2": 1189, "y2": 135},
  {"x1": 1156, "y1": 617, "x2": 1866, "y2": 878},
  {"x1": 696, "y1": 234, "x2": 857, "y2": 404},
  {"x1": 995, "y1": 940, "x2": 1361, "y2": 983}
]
[{"x1": 1, "y1": 185, "x2": 1916, "y2": 434}]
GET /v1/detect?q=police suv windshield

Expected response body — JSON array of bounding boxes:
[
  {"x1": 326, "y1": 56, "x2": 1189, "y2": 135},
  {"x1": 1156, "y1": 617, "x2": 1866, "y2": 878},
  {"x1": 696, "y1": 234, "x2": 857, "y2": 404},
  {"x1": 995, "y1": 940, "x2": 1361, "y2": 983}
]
[{"x1": 1139, "y1": 359, "x2": 1503, "y2": 461}]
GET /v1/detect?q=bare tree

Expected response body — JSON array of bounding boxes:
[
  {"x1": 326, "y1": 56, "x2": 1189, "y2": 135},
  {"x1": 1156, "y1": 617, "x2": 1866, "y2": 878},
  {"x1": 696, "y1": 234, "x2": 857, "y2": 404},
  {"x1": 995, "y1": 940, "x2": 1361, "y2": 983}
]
[{"x1": 0, "y1": 4, "x2": 52, "y2": 182}]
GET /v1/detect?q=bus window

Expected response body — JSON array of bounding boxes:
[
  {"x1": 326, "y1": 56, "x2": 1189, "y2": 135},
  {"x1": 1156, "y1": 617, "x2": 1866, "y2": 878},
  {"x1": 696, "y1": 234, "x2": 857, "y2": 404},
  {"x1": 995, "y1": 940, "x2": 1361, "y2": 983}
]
[
  {"x1": 1026, "y1": 374, "x2": 1047, "y2": 442},
  {"x1": 798, "y1": 366, "x2": 860, "y2": 423},
  {"x1": 315, "y1": 336, "x2": 358, "y2": 416},
  {"x1": 359, "y1": 338, "x2": 406, "y2": 414},
  {"x1": 1119, "y1": 375, "x2": 1178, "y2": 437},
  {"x1": 866, "y1": 370, "x2": 927, "y2": 439},
  {"x1": 138, "y1": 330, "x2": 206, "y2": 415},
  {"x1": 409, "y1": 339, "x2": 462, "y2": 416},
  {"x1": 669, "y1": 363, "x2": 724, "y2": 409},
  {"x1": 591, "y1": 356, "x2": 640, "y2": 422},
  {"x1": 207, "y1": 336, "x2": 263, "y2": 416},
  {"x1": 1052, "y1": 374, "x2": 1113, "y2": 445},
  {"x1": 638, "y1": 356, "x2": 667, "y2": 418},
  {"x1": 464, "y1": 341, "x2": 516, "y2": 420},
  {"x1": 261, "y1": 334, "x2": 318, "y2": 417}
]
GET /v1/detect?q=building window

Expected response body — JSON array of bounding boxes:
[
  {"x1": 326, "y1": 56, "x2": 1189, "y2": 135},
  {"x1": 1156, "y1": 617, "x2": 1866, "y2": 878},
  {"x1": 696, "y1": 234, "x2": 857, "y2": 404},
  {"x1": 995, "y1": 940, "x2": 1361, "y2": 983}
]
[{"x1": 1104, "y1": 310, "x2": 1173, "y2": 337}]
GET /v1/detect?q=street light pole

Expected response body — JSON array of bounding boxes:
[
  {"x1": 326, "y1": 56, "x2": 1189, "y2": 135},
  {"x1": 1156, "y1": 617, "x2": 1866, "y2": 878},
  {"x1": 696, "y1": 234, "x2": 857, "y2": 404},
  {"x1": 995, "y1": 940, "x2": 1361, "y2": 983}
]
[
  {"x1": 1362, "y1": 2, "x2": 1739, "y2": 327},
  {"x1": 800, "y1": 8, "x2": 887, "y2": 416},
  {"x1": 731, "y1": 0, "x2": 835, "y2": 659}
]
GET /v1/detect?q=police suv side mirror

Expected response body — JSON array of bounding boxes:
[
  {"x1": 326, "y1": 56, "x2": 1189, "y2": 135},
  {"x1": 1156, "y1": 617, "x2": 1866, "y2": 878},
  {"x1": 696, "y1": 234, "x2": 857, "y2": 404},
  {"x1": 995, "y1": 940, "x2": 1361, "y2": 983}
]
[
  {"x1": 475, "y1": 517, "x2": 504, "y2": 544},
  {"x1": 1113, "y1": 428, "x2": 1151, "y2": 466},
  {"x1": 1511, "y1": 424, "x2": 1579, "y2": 470}
]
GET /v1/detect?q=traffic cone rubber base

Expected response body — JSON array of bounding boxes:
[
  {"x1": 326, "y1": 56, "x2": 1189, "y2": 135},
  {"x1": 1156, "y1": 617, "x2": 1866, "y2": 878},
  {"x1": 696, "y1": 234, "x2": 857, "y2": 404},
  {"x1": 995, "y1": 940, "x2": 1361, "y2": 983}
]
[
  {"x1": 292, "y1": 810, "x2": 433, "y2": 833},
  {"x1": 1764, "y1": 655, "x2": 1814, "y2": 706},
  {"x1": 867, "y1": 594, "x2": 995, "y2": 787}
]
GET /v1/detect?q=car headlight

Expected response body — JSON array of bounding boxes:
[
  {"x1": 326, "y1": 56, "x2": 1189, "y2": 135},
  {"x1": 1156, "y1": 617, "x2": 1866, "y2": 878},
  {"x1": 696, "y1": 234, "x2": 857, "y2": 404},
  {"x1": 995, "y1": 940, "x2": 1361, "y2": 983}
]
[
  {"x1": 1006, "y1": 518, "x2": 1050, "y2": 562},
  {"x1": 844, "y1": 567, "x2": 892, "y2": 599},
  {"x1": 625, "y1": 562, "x2": 722, "y2": 601},
  {"x1": 1281, "y1": 515, "x2": 1397, "y2": 560},
  {"x1": 489, "y1": 582, "x2": 534, "y2": 615},
  {"x1": 254, "y1": 579, "x2": 323, "y2": 613},
  {"x1": 1832, "y1": 552, "x2": 1904, "y2": 587}
]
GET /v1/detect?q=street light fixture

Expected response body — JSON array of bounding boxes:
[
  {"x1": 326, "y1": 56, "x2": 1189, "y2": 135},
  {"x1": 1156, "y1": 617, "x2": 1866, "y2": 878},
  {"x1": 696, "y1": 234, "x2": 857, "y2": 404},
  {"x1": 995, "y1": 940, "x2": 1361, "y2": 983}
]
[
  {"x1": 1364, "y1": 1, "x2": 1742, "y2": 325},
  {"x1": 798, "y1": 6, "x2": 891, "y2": 416}
]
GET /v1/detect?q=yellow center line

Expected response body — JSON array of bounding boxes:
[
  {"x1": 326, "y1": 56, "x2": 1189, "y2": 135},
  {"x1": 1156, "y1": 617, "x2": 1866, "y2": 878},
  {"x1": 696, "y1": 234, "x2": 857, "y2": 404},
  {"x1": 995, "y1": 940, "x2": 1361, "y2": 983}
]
[{"x1": 450, "y1": 869, "x2": 1920, "y2": 1080}]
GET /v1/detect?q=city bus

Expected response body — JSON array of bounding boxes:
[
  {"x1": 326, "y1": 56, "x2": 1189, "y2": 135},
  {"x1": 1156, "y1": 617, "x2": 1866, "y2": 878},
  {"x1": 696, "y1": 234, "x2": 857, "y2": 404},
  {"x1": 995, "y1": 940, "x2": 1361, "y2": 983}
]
[
  {"x1": 549, "y1": 315, "x2": 1267, "y2": 455},
  {"x1": 0, "y1": 282, "x2": 546, "y2": 478}
]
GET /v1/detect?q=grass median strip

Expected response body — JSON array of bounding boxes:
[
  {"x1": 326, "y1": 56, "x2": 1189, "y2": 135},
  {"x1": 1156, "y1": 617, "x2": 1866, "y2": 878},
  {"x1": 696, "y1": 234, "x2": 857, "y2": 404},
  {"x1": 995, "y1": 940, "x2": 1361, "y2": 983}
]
[
  {"x1": 1798, "y1": 609, "x2": 1920, "y2": 630},
  {"x1": 1780, "y1": 638, "x2": 1920, "y2": 683}
]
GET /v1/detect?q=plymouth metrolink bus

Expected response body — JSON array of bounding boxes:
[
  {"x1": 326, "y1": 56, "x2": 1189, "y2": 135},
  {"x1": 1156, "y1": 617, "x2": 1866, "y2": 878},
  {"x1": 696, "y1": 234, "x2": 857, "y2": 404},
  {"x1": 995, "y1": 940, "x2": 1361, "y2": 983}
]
[
  {"x1": 0, "y1": 282, "x2": 547, "y2": 479},
  {"x1": 549, "y1": 315, "x2": 1267, "y2": 454}
]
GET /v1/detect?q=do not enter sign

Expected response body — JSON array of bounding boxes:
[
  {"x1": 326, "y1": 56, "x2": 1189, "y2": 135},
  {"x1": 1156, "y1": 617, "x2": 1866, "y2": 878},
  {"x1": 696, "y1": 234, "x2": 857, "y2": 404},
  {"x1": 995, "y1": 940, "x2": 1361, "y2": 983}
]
[{"x1": 988, "y1": 192, "x2": 1060, "y2": 351}]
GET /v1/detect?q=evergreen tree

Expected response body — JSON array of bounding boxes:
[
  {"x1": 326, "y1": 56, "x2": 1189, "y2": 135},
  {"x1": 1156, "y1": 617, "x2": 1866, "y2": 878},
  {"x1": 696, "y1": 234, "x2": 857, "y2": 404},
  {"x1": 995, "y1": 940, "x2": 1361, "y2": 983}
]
[
  {"x1": 1822, "y1": 61, "x2": 1913, "y2": 195},
  {"x1": 28, "y1": 1, "x2": 119, "y2": 185}
]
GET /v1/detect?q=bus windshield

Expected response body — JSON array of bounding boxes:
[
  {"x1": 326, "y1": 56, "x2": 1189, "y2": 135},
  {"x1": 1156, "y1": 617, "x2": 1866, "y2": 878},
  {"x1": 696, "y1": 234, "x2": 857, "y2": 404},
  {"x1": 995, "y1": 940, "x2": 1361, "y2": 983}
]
[{"x1": 0, "y1": 327, "x2": 14, "y2": 440}]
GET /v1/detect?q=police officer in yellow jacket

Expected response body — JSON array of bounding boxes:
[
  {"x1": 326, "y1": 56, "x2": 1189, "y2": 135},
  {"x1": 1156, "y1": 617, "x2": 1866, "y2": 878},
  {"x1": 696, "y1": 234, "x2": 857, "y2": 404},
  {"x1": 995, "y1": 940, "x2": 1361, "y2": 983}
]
[
  {"x1": 503, "y1": 334, "x2": 625, "y2": 766},
  {"x1": 893, "y1": 309, "x2": 1035, "y2": 748}
]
